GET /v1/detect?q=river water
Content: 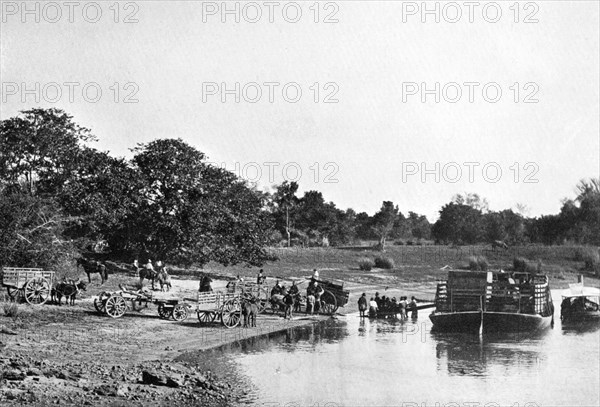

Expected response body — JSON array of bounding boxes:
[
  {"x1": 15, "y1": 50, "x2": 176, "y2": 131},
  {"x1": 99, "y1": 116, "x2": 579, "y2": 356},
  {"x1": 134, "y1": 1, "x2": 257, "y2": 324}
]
[{"x1": 179, "y1": 295, "x2": 600, "y2": 407}]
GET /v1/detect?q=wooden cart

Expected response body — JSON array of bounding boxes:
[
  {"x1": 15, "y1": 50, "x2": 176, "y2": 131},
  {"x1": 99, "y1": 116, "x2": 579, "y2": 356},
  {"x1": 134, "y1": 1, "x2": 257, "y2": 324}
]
[
  {"x1": 308, "y1": 277, "x2": 350, "y2": 315},
  {"x1": 225, "y1": 280, "x2": 270, "y2": 313},
  {"x1": 195, "y1": 291, "x2": 242, "y2": 328},
  {"x1": 1, "y1": 267, "x2": 55, "y2": 305},
  {"x1": 94, "y1": 285, "x2": 190, "y2": 320}
]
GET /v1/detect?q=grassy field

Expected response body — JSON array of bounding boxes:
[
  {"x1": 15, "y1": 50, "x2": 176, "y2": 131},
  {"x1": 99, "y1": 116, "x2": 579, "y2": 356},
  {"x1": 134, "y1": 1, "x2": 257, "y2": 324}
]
[{"x1": 204, "y1": 244, "x2": 600, "y2": 290}]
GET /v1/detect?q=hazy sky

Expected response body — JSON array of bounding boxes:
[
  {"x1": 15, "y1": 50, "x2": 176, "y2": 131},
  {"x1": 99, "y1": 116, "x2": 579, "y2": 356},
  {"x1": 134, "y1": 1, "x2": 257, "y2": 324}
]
[{"x1": 1, "y1": 1, "x2": 599, "y2": 220}]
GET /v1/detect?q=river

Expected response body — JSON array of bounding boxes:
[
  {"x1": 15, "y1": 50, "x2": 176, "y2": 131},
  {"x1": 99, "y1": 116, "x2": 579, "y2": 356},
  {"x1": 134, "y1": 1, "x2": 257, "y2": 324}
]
[{"x1": 178, "y1": 296, "x2": 600, "y2": 407}]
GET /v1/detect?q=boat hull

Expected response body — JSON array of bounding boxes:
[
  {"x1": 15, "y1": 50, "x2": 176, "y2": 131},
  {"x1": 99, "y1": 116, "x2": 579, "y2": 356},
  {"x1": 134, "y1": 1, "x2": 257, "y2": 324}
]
[{"x1": 430, "y1": 311, "x2": 553, "y2": 332}]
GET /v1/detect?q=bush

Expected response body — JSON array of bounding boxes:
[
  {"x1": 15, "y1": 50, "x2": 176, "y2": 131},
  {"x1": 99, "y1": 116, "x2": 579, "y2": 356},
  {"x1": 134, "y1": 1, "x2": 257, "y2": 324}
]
[
  {"x1": 3, "y1": 302, "x2": 20, "y2": 319},
  {"x1": 394, "y1": 240, "x2": 405, "y2": 246},
  {"x1": 374, "y1": 256, "x2": 395, "y2": 269},
  {"x1": 583, "y1": 250, "x2": 600, "y2": 273},
  {"x1": 469, "y1": 255, "x2": 489, "y2": 271},
  {"x1": 513, "y1": 257, "x2": 538, "y2": 273},
  {"x1": 572, "y1": 247, "x2": 600, "y2": 273},
  {"x1": 406, "y1": 240, "x2": 414, "y2": 246},
  {"x1": 358, "y1": 257, "x2": 375, "y2": 271}
]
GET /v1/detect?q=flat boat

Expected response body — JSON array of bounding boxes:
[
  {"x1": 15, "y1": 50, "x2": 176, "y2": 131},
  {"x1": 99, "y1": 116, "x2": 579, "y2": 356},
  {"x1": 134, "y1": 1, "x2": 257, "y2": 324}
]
[{"x1": 430, "y1": 270, "x2": 554, "y2": 332}]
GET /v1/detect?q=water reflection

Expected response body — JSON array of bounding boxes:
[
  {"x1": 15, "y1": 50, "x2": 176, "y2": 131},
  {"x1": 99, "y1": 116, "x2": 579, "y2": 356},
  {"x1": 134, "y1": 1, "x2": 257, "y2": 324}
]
[{"x1": 431, "y1": 330, "x2": 549, "y2": 376}]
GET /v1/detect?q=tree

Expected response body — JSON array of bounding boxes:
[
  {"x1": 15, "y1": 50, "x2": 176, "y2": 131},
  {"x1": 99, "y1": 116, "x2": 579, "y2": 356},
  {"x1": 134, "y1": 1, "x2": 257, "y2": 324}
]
[
  {"x1": 432, "y1": 202, "x2": 483, "y2": 244},
  {"x1": 0, "y1": 108, "x2": 95, "y2": 195},
  {"x1": 453, "y1": 193, "x2": 489, "y2": 212},
  {"x1": 129, "y1": 139, "x2": 272, "y2": 266},
  {"x1": 371, "y1": 201, "x2": 399, "y2": 250},
  {"x1": 272, "y1": 181, "x2": 299, "y2": 247},
  {"x1": 0, "y1": 192, "x2": 76, "y2": 269}
]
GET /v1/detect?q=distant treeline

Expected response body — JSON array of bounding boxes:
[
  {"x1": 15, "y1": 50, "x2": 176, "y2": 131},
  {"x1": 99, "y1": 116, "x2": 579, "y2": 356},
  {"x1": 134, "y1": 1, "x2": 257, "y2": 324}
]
[{"x1": 1, "y1": 109, "x2": 598, "y2": 270}]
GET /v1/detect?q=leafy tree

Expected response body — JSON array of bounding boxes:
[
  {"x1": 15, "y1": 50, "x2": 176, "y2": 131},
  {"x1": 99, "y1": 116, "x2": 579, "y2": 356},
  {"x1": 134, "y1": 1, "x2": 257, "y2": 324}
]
[
  {"x1": 371, "y1": 201, "x2": 399, "y2": 250},
  {"x1": 272, "y1": 181, "x2": 299, "y2": 247},
  {"x1": 453, "y1": 193, "x2": 489, "y2": 212},
  {"x1": 0, "y1": 108, "x2": 95, "y2": 195},
  {"x1": 406, "y1": 211, "x2": 431, "y2": 241},
  {"x1": 131, "y1": 139, "x2": 272, "y2": 266},
  {"x1": 432, "y1": 202, "x2": 483, "y2": 244}
]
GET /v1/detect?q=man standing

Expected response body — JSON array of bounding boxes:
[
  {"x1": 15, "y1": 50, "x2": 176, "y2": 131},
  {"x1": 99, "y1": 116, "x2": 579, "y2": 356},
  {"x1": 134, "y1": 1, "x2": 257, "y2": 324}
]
[
  {"x1": 257, "y1": 269, "x2": 265, "y2": 285},
  {"x1": 358, "y1": 293, "x2": 368, "y2": 317},
  {"x1": 409, "y1": 296, "x2": 419, "y2": 319},
  {"x1": 369, "y1": 297, "x2": 378, "y2": 318}
]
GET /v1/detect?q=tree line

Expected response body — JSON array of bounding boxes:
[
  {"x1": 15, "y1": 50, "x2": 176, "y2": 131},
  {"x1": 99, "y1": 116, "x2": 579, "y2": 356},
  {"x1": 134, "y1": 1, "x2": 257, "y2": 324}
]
[{"x1": 1, "y1": 109, "x2": 598, "y2": 269}]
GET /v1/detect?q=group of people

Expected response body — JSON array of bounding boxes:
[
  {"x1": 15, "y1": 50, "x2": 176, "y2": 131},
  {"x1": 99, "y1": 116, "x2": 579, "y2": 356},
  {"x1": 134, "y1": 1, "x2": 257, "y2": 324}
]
[
  {"x1": 358, "y1": 292, "x2": 419, "y2": 320},
  {"x1": 133, "y1": 258, "x2": 171, "y2": 291}
]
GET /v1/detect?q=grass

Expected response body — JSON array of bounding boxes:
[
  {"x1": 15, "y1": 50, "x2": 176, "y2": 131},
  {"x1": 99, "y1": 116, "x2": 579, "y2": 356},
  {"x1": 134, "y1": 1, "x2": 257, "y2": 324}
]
[{"x1": 201, "y1": 244, "x2": 600, "y2": 289}]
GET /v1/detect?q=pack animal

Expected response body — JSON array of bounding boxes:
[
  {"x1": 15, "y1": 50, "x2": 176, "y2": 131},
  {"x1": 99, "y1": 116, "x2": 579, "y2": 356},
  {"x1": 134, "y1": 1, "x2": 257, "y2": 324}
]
[
  {"x1": 157, "y1": 269, "x2": 172, "y2": 292},
  {"x1": 242, "y1": 298, "x2": 258, "y2": 327},
  {"x1": 52, "y1": 280, "x2": 87, "y2": 306},
  {"x1": 139, "y1": 268, "x2": 158, "y2": 290},
  {"x1": 76, "y1": 258, "x2": 108, "y2": 284}
]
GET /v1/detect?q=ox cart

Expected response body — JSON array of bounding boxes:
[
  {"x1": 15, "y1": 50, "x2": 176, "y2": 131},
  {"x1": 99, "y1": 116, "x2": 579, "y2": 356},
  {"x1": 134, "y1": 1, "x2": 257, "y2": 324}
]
[
  {"x1": 308, "y1": 277, "x2": 350, "y2": 315},
  {"x1": 225, "y1": 280, "x2": 270, "y2": 313},
  {"x1": 1, "y1": 267, "x2": 55, "y2": 305},
  {"x1": 193, "y1": 291, "x2": 244, "y2": 328},
  {"x1": 94, "y1": 285, "x2": 190, "y2": 320}
]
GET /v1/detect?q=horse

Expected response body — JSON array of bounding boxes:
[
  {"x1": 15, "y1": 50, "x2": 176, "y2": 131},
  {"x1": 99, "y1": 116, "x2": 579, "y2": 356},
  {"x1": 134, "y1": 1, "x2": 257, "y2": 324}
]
[
  {"x1": 76, "y1": 258, "x2": 108, "y2": 284},
  {"x1": 52, "y1": 280, "x2": 87, "y2": 306},
  {"x1": 156, "y1": 268, "x2": 172, "y2": 292},
  {"x1": 139, "y1": 267, "x2": 157, "y2": 290},
  {"x1": 491, "y1": 240, "x2": 509, "y2": 251}
]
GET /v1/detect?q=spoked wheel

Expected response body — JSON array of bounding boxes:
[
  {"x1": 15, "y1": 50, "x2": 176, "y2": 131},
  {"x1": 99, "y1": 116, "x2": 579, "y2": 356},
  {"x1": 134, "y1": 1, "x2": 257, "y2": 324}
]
[
  {"x1": 197, "y1": 311, "x2": 216, "y2": 324},
  {"x1": 94, "y1": 298, "x2": 106, "y2": 314},
  {"x1": 6, "y1": 286, "x2": 21, "y2": 302},
  {"x1": 94, "y1": 292, "x2": 109, "y2": 313},
  {"x1": 221, "y1": 299, "x2": 242, "y2": 328},
  {"x1": 171, "y1": 304, "x2": 189, "y2": 321},
  {"x1": 105, "y1": 295, "x2": 127, "y2": 318},
  {"x1": 157, "y1": 304, "x2": 171, "y2": 319},
  {"x1": 24, "y1": 277, "x2": 50, "y2": 305},
  {"x1": 320, "y1": 290, "x2": 338, "y2": 315}
]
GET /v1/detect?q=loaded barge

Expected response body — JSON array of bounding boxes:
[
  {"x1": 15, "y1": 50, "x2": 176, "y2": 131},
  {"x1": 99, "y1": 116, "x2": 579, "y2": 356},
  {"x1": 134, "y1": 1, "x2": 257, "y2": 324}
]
[{"x1": 430, "y1": 269, "x2": 554, "y2": 332}]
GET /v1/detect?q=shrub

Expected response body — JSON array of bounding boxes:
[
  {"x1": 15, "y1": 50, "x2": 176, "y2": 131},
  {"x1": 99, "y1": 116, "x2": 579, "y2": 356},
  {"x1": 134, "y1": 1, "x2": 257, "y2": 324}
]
[
  {"x1": 394, "y1": 240, "x2": 405, "y2": 246},
  {"x1": 406, "y1": 240, "x2": 414, "y2": 246},
  {"x1": 469, "y1": 255, "x2": 489, "y2": 271},
  {"x1": 358, "y1": 257, "x2": 375, "y2": 271},
  {"x1": 3, "y1": 302, "x2": 20, "y2": 319},
  {"x1": 582, "y1": 250, "x2": 600, "y2": 273},
  {"x1": 374, "y1": 256, "x2": 395, "y2": 269},
  {"x1": 513, "y1": 257, "x2": 538, "y2": 273}
]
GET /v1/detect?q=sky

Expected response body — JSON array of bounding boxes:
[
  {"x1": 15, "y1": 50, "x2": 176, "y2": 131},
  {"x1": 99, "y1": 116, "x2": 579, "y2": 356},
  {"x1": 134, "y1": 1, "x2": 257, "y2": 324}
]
[{"x1": 1, "y1": 0, "x2": 599, "y2": 221}]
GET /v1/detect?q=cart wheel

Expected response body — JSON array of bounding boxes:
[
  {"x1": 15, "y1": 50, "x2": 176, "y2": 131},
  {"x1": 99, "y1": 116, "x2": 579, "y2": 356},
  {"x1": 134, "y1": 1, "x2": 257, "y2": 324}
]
[
  {"x1": 197, "y1": 311, "x2": 216, "y2": 324},
  {"x1": 158, "y1": 304, "x2": 171, "y2": 319},
  {"x1": 320, "y1": 290, "x2": 338, "y2": 315},
  {"x1": 6, "y1": 286, "x2": 21, "y2": 301},
  {"x1": 171, "y1": 304, "x2": 189, "y2": 321},
  {"x1": 221, "y1": 299, "x2": 241, "y2": 328},
  {"x1": 94, "y1": 298, "x2": 106, "y2": 314},
  {"x1": 105, "y1": 295, "x2": 127, "y2": 318},
  {"x1": 24, "y1": 277, "x2": 50, "y2": 305}
]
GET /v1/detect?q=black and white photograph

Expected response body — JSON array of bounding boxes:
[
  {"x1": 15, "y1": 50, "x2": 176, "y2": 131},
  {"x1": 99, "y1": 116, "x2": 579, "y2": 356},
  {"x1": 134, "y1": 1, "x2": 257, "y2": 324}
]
[{"x1": 0, "y1": 1, "x2": 599, "y2": 406}]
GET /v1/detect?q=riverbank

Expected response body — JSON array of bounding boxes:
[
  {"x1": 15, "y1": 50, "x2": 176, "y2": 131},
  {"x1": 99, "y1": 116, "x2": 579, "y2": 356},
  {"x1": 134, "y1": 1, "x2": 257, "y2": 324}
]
[{"x1": 0, "y1": 273, "x2": 334, "y2": 406}]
